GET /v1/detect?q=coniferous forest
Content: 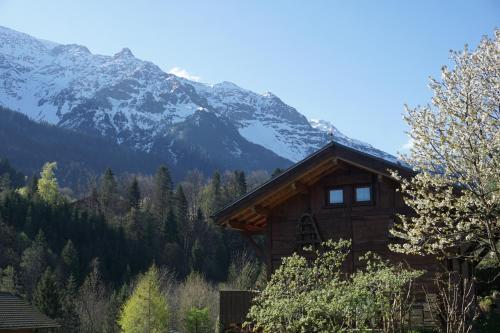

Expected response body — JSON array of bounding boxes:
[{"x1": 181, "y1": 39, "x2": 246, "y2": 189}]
[{"x1": 0, "y1": 158, "x2": 271, "y2": 332}]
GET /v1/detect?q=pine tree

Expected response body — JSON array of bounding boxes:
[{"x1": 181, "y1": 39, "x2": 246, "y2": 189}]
[
  {"x1": 190, "y1": 239, "x2": 204, "y2": 273},
  {"x1": 152, "y1": 166, "x2": 173, "y2": 220},
  {"x1": 33, "y1": 267, "x2": 62, "y2": 319},
  {"x1": 61, "y1": 275, "x2": 80, "y2": 332},
  {"x1": 37, "y1": 162, "x2": 60, "y2": 204},
  {"x1": 103, "y1": 284, "x2": 128, "y2": 333},
  {"x1": 237, "y1": 170, "x2": 247, "y2": 197},
  {"x1": 100, "y1": 168, "x2": 118, "y2": 214},
  {"x1": 27, "y1": 174, "x2": 39, "y2": 196},
  {"x1": 163, "y1": 209, "x2": 178, "y2": 243},
  {"x1": 61, "y1": 240, "x2": 79, "y2": 281},
  {"x1": 118, "y1": 264, "x2": 169, "y2": 333},
  {"x1": 271, "y1": 167, "x2": 284, "y2": 178},
  {"x1": 127, "y1": 177, "x2": 141, "y2": 210},
  {"x1": 0, "y1": 173, "x2": 11, "y2": 191},
  {"x1": 184, "y1": 306, "x2": 211, "y2": 333},
  {"x1": 20, "y1": 230, "x2": 48, "y2": 298},
  {"x1": 0, "y1": 266, "x2": 18, "y2": 293}
]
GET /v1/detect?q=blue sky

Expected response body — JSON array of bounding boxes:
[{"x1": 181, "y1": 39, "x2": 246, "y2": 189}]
[{"x1": 0, "y1": 0, "x2": 498, "y2": 155}]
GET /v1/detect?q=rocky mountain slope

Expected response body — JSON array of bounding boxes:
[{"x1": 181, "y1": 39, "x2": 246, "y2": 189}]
[{"x1": 0, "y1": 25, "x2": 398, "y2": 174}]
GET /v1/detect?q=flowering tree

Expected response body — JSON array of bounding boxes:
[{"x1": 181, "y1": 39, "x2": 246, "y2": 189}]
[
  {"x1": 391, "y1": 30, "x2": 500, "y2": 266},
  {"x1": 245, "y1": 240, "x2": 422, "y2": 333}
]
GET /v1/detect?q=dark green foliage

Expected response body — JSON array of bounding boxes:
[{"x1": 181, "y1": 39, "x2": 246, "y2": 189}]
[
  {"x1": 0, "y1": 158, "x2": 25, "y2": 190},
  {"x1": 127, "y1": 177, "x2": 141, "y2": 210},
  {"x1": 272, "y1": 167, "x2": 284, "y2": 178},
  {"x1": 103, "y1": 284, "x2": 129, "y2": 333},
  {"x1": 100, "y1": 168, "x2": 118, "y2": 214},
  {"x1": 20, "y1": 230, "x2": 49, "y2": 298},
  {"x1": 184, "y1": 306, "x2": 211, "y2": 333},
  {"x1": 236, "y1": 170, "x2": 247, "y2": 197},
  {"x1": 153, "y1": 165, "x2": 173, "y2": 220},
  {"x1": 163, "y1": 209, "x2": 178, "y2": 243},
  {"x1": 33, "y1": 267, "x2": 62, "y2": 319},
  {"x1": 60, "y1": 275, "x2": 80, "y2": 332},
  {"x1": 0, "y1": 158, "x2": 262, "y2": 331},
  {"x1": 61, "y1": 240, "x2": 79, "y2": 281},
  {"x1": 0, "y1": 106, "x2": 178, "y2": 189},
  {"x1": 0, "y1": 265, "x2": 19, "y2": 293},
  {"x1": 191, "y1": 239, "x2": 204, "y2": 273}
]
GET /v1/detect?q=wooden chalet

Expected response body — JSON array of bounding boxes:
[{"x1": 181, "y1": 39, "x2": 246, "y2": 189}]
[
  {"x1": 212, "y1": 141, "x2": 442, "y2": 330},
  {"x1": 0, "y1": 292, "x2": 60, "y2": 333}
]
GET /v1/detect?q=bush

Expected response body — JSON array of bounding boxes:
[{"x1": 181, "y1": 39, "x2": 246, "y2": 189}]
[{"x1": 245, "y1": 239, "x2": 423, "y2": 333}]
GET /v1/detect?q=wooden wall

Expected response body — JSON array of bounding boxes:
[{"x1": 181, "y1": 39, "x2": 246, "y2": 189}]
[{"x1": 266, "y1": 163, "x2": 440, "y2": 280}]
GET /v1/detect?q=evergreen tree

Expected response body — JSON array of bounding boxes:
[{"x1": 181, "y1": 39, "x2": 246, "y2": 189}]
[
  {"x1": 0, "y1": 173, "x2": 10, "y2": 192},
  {"x1": 184, "y1": 307, "x2": 211, "y2": 333},
  {"x1": 190, "y1": 239, "x2": 204, "y2": 273},
  {"x1": 175, "y1": 185, "x2": 190, "y2": 267},
  {"x1": 152, "y1": 166, "x2": 173, "y2": 220},
  {"x1": 237, "y1": 170, "x2": 247, "y2": 197},
  {"x1": 175, "y1": 185, "x2": 189, "y2": 229},
  {"x1": 27, "y1": 174, "x2": 39, "y2": 196},
  {"x1": 163, "y1": 209, "x2": 178, "y2": 243},
  {"x1": 0, "y1": 266, "x2": 18, "y2": 294},
  {"x1": 203, "y1": 171, "x2": 222, "y2": 216},
  {"x1": 118, "y1": 264, "x2": 169, "y2": 333},
  {"x1": 37, "y1": 162, "x2": 60, "y2": 203},
  {"x1": 127, "y1": 177, "x2": 141, "y2": 210},
  {"x1": 271, "y1": 167, "x2": 284, "y2": 178},
  {"x1": 100, "y1": 168, "x2": 118, "y2": 214},
  {"x1": 103, "y1": 284, "x2": 129, "y2": 333},
  {"x1": 61, "y1": 275, "x2": 80, "y2": 332},
  {"x1": 61, "y1": 240, "x2": 79, "y2": 281},
  {"x1": 33, "y1": 267, "x2": 62, "y2": 320},
  {"x1": 20, "y1": 230, "x2": 49, "y2": 298}
]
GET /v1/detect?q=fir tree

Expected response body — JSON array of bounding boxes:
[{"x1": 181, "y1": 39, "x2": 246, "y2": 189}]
[
  {"x1": 127, "y1": 177, "x2": 141, "y2": 210},
  {"x1": 61, "y1": 275, "x2": 80, "y2": 332},
  {"x1": 163, "y1": 209, "x2": 178, "y2": 243},
  {"x1": 236, "y1": 170, "x2": 247, "y2": 197},
  {"x1": 0, "y1": 266, "x2": 18, "y2": 294},
  {"x1": 190, "y1": 239, "x2": 204, "y2": 273},
  {"x1": 184, "y1": 306, "x2": 211, "y2": 333},
  {"x1": 100, "y1": 168, "x2": 118, "y2": 214},
  {"x1": 152, "y1": 166, "x2": 173, "y2": 220},
  {"x1": 33, "y1": 267, "x2": 62, "y2": 319},
  {"x1": 61, "y1": 240, "x2": 79, "y2": 281},
  {"x1": 20, "y1": 230, "x2": 48, "y2": 298}
]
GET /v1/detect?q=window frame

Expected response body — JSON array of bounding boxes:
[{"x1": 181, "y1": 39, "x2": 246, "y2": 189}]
[
  {"x1": 325, "y1": 186, "x2": 346, "y2": 207},
  {"x1": 353, "y1": 184, "x2": 374, "y2": 205}
]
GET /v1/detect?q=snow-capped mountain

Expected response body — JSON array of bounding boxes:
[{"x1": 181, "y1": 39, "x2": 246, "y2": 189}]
[{"x1": 0, "y1": 25, "x2": 398, "y2": 171}]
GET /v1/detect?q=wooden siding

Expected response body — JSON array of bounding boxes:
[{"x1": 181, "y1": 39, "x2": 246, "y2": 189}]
[
  {"x1": 219, "y1": 290, "x2": 258, "y2": 328},
  {"x1": 266, "y1": 163, "x2": 439, "y2": 279}
]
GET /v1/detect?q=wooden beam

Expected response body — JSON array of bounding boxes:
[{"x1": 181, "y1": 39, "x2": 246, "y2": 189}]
[
  {"x1": 251, "y1": 204, "x2": 270, "y2": 216},
  {"x1": 241, "y1": 231, "x2": 265, "y2": 259},
  {"x1": 228, "y1": 220, "x2": 264, "y2": 232},
  {"x1": 291, "y1": 181, "x2": 308, "y2": 194}
]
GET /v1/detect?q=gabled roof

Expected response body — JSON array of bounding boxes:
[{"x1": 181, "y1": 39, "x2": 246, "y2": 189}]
[
  {"x1": 212, "y1": 142, "x2": 413, "y2": 232},
  {"x1": 0, "y1": 292, "x2": 60, "y2": 330}
]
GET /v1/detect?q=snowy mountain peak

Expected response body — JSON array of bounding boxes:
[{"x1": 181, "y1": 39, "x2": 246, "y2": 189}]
[
  {"x1": 114, "y1": 47, "x2": 135, "y2": 59},
  {"x1": 0, "y1": 25, "x2": 400, "y2": 166}
]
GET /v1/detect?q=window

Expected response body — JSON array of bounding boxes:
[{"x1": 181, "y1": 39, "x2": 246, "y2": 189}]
[
  {"x1": 328, "y1": 189, "x2": 344, "y2": 204},
  {"x1": 355, "y1": 186, "x2": 371, "y2": 202}
]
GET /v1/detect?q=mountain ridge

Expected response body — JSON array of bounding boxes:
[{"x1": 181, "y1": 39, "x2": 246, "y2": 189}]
[{"x1": 0, "y1": 25, "x2": 399, "y2": 172}]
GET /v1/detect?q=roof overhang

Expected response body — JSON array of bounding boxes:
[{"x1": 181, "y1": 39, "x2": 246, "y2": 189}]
[{"x1": 211, "y1": 142, "x2": 414, "y2": 233}]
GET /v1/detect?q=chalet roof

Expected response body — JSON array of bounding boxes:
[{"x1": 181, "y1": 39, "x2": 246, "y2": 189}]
[
  {"x1": 212, "y1": 142, "x2": 414, "y2": 232},
  {"x1": 0, "y1": 292, "x2": 60, "y2": 330}
]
